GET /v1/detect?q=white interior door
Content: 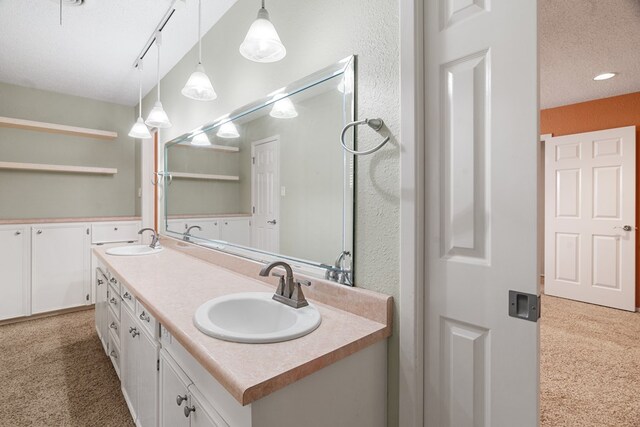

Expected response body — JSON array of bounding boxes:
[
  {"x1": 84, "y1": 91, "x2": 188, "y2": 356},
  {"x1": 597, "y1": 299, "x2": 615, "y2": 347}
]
[
  {"x1": 251, "y1": 137, "x2": 280, "y2": 252},
  {"x1": 544, "y1": 126, "x2": 636, "y2": 311},
  {"x1": 424, "y1": 1, "x2": 539, "y2": 426}
]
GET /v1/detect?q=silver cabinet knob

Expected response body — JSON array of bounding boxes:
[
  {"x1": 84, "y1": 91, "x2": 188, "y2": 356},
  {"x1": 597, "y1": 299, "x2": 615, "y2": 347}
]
[
  {"x1": 130, "y1": 327, "x2": 139, "y2": 338},
  {"x1": 14, "y1": 231, "x2": 21, "y2": 236},
  {"x1": 184, "y1": 405, "x2": 196, "y2": 418},
  {"x1": 176, "y1": 394, "x2": 188, "y2": 406},
  {"x1": 97, "y1": 279, "x2": 103, "y2": 285},
  {"x1": 36, "y1": 230, "x2": 42, "y2": 235},
  {"x1": 110, "y1": 350, "x2": 118, "y2": 359},
  {"x1": 110, "y1": 298, "x2": 118, "y2": 304},
  {"x1": 139, "y1": 311, "x2": 150, "y2": 322},
  {"x1": 109, "y1": 322, "x2": 118, "y2": 330},
  {"x1": 110, "y1": 277, "x2": 117, "y2": 284},
  {"x1": 114, "y1": 227, "x2": 118, "y2": 231},
  {"x1": 122, "y1": 292, "x2": 132, "y2": 300}
]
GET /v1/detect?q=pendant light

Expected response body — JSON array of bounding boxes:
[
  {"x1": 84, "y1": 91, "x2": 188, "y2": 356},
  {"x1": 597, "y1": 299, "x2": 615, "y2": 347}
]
[
  {"x1": 182, "y1": 0, "x2": 217, "y2": 101},
  {"x1": 217, "y1": 121, "x2": 240, "y2": 139},
  {"x1": 269, "y1": 95, "x2": 298, "y2": 119},
  {"x1": 191, "y1": 132, "x2": 211, "y2": 146},
  {"x1": 145, "y1": 33, "x2": 172, "y2": 129},
  {"x1": 128, "y1": 62, "x2": 152, "y2": 139},
  {"x1": 239, "y1": 0, "x2": 286, "y2": 63}
]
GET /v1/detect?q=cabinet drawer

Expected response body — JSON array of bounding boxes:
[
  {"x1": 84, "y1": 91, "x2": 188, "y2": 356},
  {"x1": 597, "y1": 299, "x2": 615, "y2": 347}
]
[
  {"x1": 108, "y1": 336, "x2": 121, "y2": 379},
  {"x1": 136, "y1": 300, "x2": 157, "y2": 339},
  {"x1": 107, "y1": 285, "x2": 120, "y2": 321},
  {"x1": 92, "y1": 222, "x2": 140, "y2": 244},
  {"x1": 121, "y1": 284, "x2": 136, "y2": 312},
  {"x1": 107, "y1": 309, "x2": 120, "y2": 348}
]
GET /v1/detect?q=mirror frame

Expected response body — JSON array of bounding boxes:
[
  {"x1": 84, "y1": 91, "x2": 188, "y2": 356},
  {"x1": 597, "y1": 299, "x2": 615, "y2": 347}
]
[{"x1": 161, "y1": 55, "x2": 356, "y2": 282}]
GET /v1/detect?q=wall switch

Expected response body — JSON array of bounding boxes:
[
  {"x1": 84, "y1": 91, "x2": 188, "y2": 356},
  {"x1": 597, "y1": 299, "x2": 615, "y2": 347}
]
[{"x1": 281, "y1": 186, "x2": 286, "y2": 197}]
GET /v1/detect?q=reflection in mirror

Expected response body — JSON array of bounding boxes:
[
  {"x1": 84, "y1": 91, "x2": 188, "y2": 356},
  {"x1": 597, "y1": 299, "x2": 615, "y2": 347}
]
[{"x1": 164, "y1": 56, "x2": 355, "y2": 283}]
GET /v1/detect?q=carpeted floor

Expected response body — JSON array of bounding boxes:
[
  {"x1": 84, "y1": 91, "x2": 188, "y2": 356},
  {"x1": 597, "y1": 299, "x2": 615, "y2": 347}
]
[
  {"x1": 540, "y1": 294, "x2": 640, "y2": 426},
  {"x1": 0, "y1": 309, "x2": 134, "y2": 427}
]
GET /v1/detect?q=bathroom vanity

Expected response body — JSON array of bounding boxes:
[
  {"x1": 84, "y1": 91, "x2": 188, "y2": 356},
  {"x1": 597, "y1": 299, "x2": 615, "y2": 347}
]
[{"x1": 94, "y1": 238, "x2": 392, "y2": 427}]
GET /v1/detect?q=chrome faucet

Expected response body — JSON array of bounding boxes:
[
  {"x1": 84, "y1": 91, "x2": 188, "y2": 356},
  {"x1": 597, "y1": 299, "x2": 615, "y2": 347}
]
[
  {"x1": 259, "y1": 261, "x2": 311, "y2": 309},
  {"x1": 184, "y1": 225, "x2": 202, "y2": 242},
  {"x1": 138, "y1": 228, "x2": 161, "y2": 249},
  {"x1": 325, "y1": 251, "x2": 353, "y2": 286}
]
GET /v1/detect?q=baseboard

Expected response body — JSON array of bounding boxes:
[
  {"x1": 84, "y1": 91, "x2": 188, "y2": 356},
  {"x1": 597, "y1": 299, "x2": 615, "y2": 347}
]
[
  {"x1": 0, "y1": 305, "x2": 94, "y2": 327},
  {"x1": 636, "y1": 307, "x2": 640, "y2": 313}
]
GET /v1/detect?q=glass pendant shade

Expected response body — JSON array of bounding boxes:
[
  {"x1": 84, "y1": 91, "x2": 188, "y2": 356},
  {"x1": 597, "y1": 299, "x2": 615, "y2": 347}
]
[
  {"x1": 191, "y1": 132, "x2": 211, "y2": 146},
  {"x1": 182, "y1": 63, "x2": 217, "y2": 101},
  {"x1": 145, "y1": 101, "x2": 172, "y2": 129},
  {"x1": 239, "y1": 7, "x2": 286, "y2": 63},
  {"x1": 129, "y1": 117, "x2": 152, "y2": 139},
  {"x1": 216, "y1": 121, "x2": 240, "y2": 138},
  {"x1": 269, "y1": 97, "x2": 298, "y2": 119}
]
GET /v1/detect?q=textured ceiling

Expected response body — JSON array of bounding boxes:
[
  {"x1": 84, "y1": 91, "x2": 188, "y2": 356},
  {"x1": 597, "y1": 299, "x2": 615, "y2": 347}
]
[
  {"x1": 0, "y1": 0, "x2": 236, "y2": 106},
  {"x1": 540, "y1": 0, "x2": 640, "y2": 109}
]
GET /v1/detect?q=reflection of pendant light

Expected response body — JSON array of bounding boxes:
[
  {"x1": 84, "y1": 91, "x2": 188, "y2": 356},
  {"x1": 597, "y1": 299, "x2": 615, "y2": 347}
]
[
  {"x1": 191, "y1": 132, "x2": 211, "y2": 146},
  {"x1": 217, "y1": 121, "x2": 240, "y2": 138},
  {"x1": 239, "y1": 0, "x2": 286, "y2": 63},
  {"x1": 128, "y1": 62, "x2": 152, "y2": 139},
  {"x1": 145, "y1": 33, "x2": 171, "y2": 128},
  {"x1": 269, "y1": 96, "x2": 298, "y2": 119},
  {"x1": 182, "y1": 0, "x2": 217, "y2": 101}
]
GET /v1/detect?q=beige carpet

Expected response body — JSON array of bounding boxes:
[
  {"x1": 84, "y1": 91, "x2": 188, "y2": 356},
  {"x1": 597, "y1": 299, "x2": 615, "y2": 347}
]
[
  {"x1": 541, "y1": 294, "x2": 640, "y2": 426},
  {"x1": 0, "y1": 309, "x2": 134, "y2": 427}
]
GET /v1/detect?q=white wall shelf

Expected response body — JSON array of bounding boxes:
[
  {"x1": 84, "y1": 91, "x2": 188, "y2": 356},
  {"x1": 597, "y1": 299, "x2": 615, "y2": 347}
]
[
  {"x1": 0, "y1": 116, "x2": 118, "y2": 140},
  {"x1": 176, "y1": 143, "x2": 239, "y2": 153},
  {"x1": 170, "y1": 172, "x2": 239, "y2": 181},
  {"x1": 0, "y1": 161, "x2": 118, "y2": 175}
]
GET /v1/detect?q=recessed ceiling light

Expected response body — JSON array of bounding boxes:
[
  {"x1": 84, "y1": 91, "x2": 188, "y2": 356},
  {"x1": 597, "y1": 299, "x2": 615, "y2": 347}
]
[{"x1": 593, "y1": 72, "x2": 617, "y2": 81}]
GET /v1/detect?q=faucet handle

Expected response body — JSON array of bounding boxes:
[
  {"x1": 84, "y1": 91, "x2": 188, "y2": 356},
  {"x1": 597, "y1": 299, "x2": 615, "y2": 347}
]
[
  {"x1": 295, "y1": 279, "x2": 312, "y2": 287},
  {"x1": 270, "y1": 272, "x2": 286, "y2": 296}
]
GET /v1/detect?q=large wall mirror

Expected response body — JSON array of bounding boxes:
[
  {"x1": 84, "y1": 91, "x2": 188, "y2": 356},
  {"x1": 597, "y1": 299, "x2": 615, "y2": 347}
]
[{"x1": 163, "y1": 56, "x2": 355, "y2": 283}]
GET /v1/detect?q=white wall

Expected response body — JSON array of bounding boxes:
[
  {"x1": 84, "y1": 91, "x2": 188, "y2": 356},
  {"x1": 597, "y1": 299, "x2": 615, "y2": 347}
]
[{"x1": 142, "y1": 1, "x2": 400, "y2": 424}]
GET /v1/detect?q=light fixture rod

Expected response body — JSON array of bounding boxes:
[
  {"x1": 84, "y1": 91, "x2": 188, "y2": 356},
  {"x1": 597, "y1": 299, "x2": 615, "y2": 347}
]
[
  {"x1": 137, "y1": 62, "x2": 143, "y2": 117},
  {"x1": 198, "y1": 0, "x2": 202, "y2": 63},
  {"x1": 131, "y1": 0, "x2": 179, "y2": 68},
  {"x1": 156, "y1": 34, "x2": 162, "y2": 100},
  {"x1": 262, "y1": 0, "x2": 265, "y2": 8}
]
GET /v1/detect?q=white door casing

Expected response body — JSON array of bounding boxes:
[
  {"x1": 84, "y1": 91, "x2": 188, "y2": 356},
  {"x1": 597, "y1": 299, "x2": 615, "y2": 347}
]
[
  {"x1": 251, "y1": 137, "x2": 280, "y2": 253},
  {"x1": 424, "y1": 1, "x2": 539, "y2": 426},
  {"x1": 544, "y1": 126, "x2": 636, "y2": 311}
]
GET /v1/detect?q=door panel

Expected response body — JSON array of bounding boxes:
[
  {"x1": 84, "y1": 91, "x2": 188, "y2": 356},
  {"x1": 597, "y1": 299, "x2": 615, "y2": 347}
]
[
  {"x1": 137, "y1": 328, "x2": 159, "y2": 427},
  {"x1": 424, "y1": 0, "x2": 539, "y2": 425},
  {"x1": 545, "y1": 126, "x2": 636, "y2": 311},
  {"x1": 159, "y1": 351, "x2": 190, "y2": 427},
  {"x1": 0, "y1": 227, "x2": 28, "y2": 320},
  {"x1": 251, "y1": 138, "x2": 280, "y2": 252},
  {"x1": 121, "y1": 307, "x2": 138, "y2": 420}
]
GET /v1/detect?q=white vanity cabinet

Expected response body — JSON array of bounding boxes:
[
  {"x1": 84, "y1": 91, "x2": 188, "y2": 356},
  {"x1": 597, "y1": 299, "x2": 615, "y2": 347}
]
[
  {"x1": 167, "y1": 217, "x2": 250, "y2": 246},
  {"x1": 120, "y1": 292, "x2": 160, "y2": 427},
  {"x1": 0, "y1": 225, "x2": 29, "y2": 320},
  {"x1": 160, "y1": 350, "x2": 228, "y2": 427},
  {"x1": 186, "y1": 219, "x2": 220, "y2": 241},
  {"x1": 31, "y1": 223, "x2": 90, "y2": 314}
]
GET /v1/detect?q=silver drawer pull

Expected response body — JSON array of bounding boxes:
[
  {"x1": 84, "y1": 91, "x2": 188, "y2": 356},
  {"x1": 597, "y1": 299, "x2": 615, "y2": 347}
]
[
  {"x1": 130, "y1": 327, "x2": 139, "y2": 338},
  {"x1": 139, "y1": 311, "x2": 150, "y2": 322},
  {"x1": 109, "y1": 322, "x2": 118, "y2": 330},
  {"x1": 15, "y1": 231, "x2": 21, "y2": 236},
  {"x1": 176, "y1": 394, "x2": 188, "y2": 406},
  {"x1": 123, "y1": 292, "x2": 132, "y2": 300},
  {"x1": 110, "y1": 350, "x2": 118, "y2": 359},
  {"x1": 36, "y1": 230, "x2": 43, "y2": 235},
  {"x1": 109, "y1": 298, "x2": 118, "y2": 304},
  {"x1": 110, "y1": 277, "x2": 117, "y2": 284},
  {"x1": 184, "y1": 405, "x2": 196, "y2": 417},
  {"x1": 97, "y1": 279, "x2": 103, "y2": 285}
]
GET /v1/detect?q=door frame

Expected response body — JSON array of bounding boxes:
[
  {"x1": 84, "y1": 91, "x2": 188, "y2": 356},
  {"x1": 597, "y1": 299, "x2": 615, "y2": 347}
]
[
  {"x1": 398, "y1": 0, "x2": 425, "y2": 426},
  {"x1": 250, "y1": 135, "x2": 280, "y2": 250}
]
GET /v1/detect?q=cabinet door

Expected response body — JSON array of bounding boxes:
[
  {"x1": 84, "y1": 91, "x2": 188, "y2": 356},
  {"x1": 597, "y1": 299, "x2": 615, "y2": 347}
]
[
  {"x1": 220, "y1": 219, "x2": 250, "y2": 246},
  {"x1": 189, "y1": 386, "x2": 229, "y2": 427},
  {"x1": 31, "y1": 224, "x2": 90, "y2": 314},
  {"x1": 0, "y1": 226, "x2": 29, "y2": 320},
  {"x1": 159, "y1": 352, "x2": 191, "y2": 427},
  {"x1": 187, "y1": 219, "x2": 220, "y2": 241},
  {"x1": 95, "y1": 269, "x2": 107, "y2": 348},
  {"x1": 137, "y1": 328, "x2": 159, "y2": 427},
  {"x1": 121, "y1": 307, "x2": 138, "y2": 420}
]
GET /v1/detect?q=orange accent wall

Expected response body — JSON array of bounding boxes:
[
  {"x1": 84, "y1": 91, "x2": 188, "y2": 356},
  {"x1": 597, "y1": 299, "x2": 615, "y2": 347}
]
[{"x1": 541, "y1": 91, "x2": 640, "y2": 309}]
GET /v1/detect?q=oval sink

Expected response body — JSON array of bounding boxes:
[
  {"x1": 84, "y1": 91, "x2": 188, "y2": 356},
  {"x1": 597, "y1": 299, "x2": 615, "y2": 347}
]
[
  {"x1": 194, "y1": 292, "x2": 321, "y2": 344},
  {"x1": 106, "y1": 245, "x2": 164, "y2": 256}
]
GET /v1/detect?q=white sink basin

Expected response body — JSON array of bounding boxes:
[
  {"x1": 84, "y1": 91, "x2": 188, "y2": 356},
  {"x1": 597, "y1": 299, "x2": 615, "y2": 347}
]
[
  {"x1": 106, "y1": 245, "x2": 164, "y2": 256},
  {"x1": 194, "y1": 292, "x2": 321, "y2": 344}
]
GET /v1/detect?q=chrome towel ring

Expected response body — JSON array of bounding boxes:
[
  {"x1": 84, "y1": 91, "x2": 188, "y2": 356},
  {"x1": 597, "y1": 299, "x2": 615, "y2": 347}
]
[{"x1": 340, "y1": 118, "x2": 390, "y2": 155}]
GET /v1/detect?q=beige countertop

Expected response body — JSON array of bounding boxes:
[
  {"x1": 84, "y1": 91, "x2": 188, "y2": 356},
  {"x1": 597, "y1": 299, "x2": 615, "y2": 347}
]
[
  {"x1": 95, "y1": 246, "x2": 392, "y2": 406},
  {"x1": 0, "y1": 216, "x2": 142, "y2": 225}
]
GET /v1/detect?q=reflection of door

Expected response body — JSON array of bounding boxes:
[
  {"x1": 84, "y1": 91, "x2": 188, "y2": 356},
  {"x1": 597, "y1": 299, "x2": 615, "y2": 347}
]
[
  {"x1": 545, "y1": 126, "x2": 636, "y2": 311},
  {"x1": 251, "y1": 137, "x2": 280, "y2": 252},
  {"x1": 423, "y1": 0, "x2": 539, "y2": 425}
]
